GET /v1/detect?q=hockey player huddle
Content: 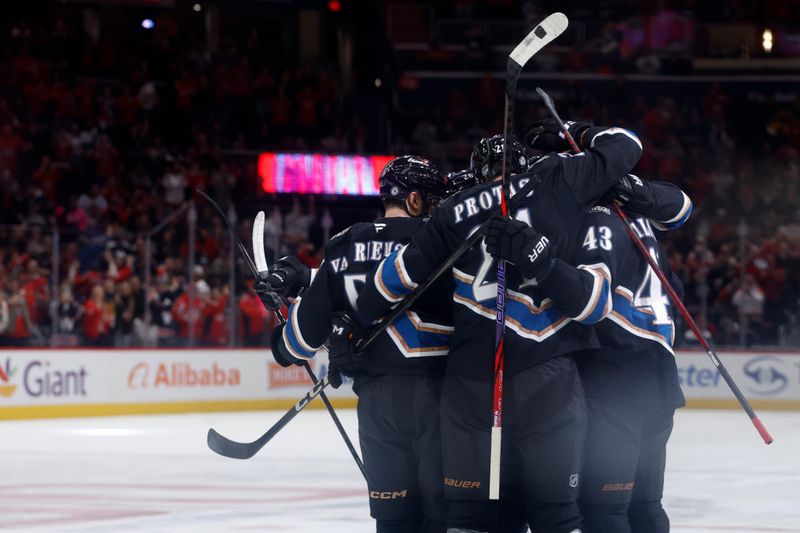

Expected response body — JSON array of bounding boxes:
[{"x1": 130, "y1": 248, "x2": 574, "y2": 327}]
[{"x1": 261, "y1": 117, "x2": 693, "y2": 533}]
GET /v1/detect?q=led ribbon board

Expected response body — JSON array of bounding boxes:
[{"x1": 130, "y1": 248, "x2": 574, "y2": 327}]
[{"x1": 258, "y1": 153, "x2": 396, "y2": 196}]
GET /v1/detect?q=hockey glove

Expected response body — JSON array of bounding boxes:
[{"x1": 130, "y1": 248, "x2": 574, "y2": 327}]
[
  {"x1": 270, "y1": 325, "x2": 306, "y2": 368},
  {"x1": 326, "y1": 313, "x2": 369, "y2": 388},
  {"x1": 485, "y1": 215, "x2": 556, "y2": 281},
  {"x1": 524, "y1": 118, "x2": 591, "y2": 152},
  {"x1": 254, "y1": 279, "x2": 284, "y2": 311},
  {"x1": 608, "y1": 174, "x2": 656, "y2": 215},
  {"x1": 266, "y1": 256, "x2": 311, "y2": 299}
]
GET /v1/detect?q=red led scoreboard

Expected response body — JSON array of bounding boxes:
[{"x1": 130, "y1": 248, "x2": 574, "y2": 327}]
[{"x1": 258, "y1": 153, "x2": 395, "y2": 196}]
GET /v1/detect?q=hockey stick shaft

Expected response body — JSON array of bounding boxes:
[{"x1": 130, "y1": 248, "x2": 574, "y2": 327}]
[
  {"x1": 489, "y1": 62, "x2": 519, "y2": 501},
  {"x1": 611, "y1": 205, "x2": 773, "y2": 445},
  {"x1": 537, "y1": 93, "x2": 773, "y2": 445},
  {"x1": 302, "y1": 362, "x2": 368, "y2": 479},
  {"x1": 195, "y1": 189, "x2": 260, "y2": 279}
]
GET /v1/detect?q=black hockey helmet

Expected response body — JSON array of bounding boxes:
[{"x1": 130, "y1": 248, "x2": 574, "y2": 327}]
[
  {"x1": 379, "y1": 155, "x2": 446, "y2": 209},
  {"x1": 469, "y1": 134, "x2": 529, "y2": 183},
  {"x1": 444, "y1": 168, "x2": 480, "y2": 197}
]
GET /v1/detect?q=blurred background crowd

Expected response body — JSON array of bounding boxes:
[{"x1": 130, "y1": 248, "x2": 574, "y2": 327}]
[{"x1": 1, "y1": 0, "x2": 799, "y2": 348}]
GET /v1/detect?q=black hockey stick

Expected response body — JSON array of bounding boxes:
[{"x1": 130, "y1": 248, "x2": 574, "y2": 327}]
[
  {"x1": 249, "y1": 212, "x2": 367, "y2": 476},
  {"x1": 195, "y1": 192, "x2": 369, "y2": 470},
  {"x1": 536, "y1": 90, "x2": 774, "y2": 445},
  {"x1": 489, "y1": 12, "x2": 568, "y2": 500},
  {"x1": 198, "y1": 176, "x2": 545, "y2": 461}
]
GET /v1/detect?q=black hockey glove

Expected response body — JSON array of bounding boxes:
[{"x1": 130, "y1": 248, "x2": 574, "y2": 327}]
[
  {"x1": 326, "y1": 313, "x2": 369, "y2": 388},
  {"x1": 607, "y1": 174, "x2": 656, "y2": 215},
  {"x1": 254, "y1": 279, "x2": 284, "y2": 311},
  {"x1": 524, "y1": 118, "x2": 591, "y2": 152},
  {"x1": 270, "y1": 325, "x2": 305, "y2": 368},
  {"x1": 484, "y1": 215, "x2": 556, "y2": 281},
  {"x1": 266, "y1": 256, "x2": 311, "y2": 299}
]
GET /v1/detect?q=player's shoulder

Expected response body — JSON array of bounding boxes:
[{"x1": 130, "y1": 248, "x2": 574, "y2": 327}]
[{"x1": 329, "y1": 218, "x2": 421, "y2": 247}]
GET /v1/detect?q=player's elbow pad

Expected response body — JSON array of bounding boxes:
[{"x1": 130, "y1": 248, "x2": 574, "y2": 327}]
[
  {"x1": 585, "y1": 126, "x2": 643, "y2": 173},
  {"x1": 539, "y1": 260, "x2": 612, "y2": 324},
  {"x1": 278, "y1": 301, "x2": 319, "y2": 361},
  {"x1": 652, "y1": 190, "x2": 693, "y2": 231}
]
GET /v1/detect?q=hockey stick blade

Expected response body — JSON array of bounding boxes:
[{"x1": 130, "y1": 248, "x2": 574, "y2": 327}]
[
  {"x1": 207, "y1": 376, "x2": 332, "y2": 459},
  {"x1": 509, "y1": 12, "x2": 568, "y2": 68},
  {"x1": 252, "y1": 211, "x2": 269, "y2": 278}
]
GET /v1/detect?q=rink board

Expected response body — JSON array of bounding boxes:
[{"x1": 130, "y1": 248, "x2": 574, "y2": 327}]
[
  {"x1": 0, "y1": 348, "x2": 356, "y2": 419},
  {"x1": 0, "y1": 349, "x2": 798, "y2": 418}
]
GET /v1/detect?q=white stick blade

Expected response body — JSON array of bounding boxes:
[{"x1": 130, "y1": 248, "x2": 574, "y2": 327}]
[
  {"x1": 509, "y1": 12, "x2": 569, "y2": 67},
  {"x1": 252, "y1": 211, "x2": 268, "y2": 275},
  {"x1": 488, "y1": 426, "x2": 502, "y2": 500}
]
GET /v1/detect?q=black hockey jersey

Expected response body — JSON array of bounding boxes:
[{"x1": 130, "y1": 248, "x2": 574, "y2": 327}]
[
  {"x1": 356, "y1": 126, "x2": 644, "y2": 379},
  {"x1": 571, "y1": 200, "x2": 689, "y2": 409},
  {"x1": 277, "y1": 217, "x2": 451, "y2": 377}
]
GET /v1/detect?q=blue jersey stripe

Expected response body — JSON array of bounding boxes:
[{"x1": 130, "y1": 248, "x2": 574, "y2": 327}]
[
  {"x1": 610, "y1": 292, "x2": 674, "y2": 350},
  {"x1": 453, "y1": 274, "x2": 567, "y2": 336},
  {"x1": 387, "y1": 312, "x2": 451, "y2": 357}
]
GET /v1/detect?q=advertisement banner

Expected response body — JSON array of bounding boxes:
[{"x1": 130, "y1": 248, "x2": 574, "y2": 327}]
[
  {"x1": 677, "y1": 350, "x2": 800, "y2": 403},
  {"x1": 1, "y1": 348, "x2": 799, "y2": 419},
  {"x1": 0, "y1": 349, "x2": 355, "y2": 419}
]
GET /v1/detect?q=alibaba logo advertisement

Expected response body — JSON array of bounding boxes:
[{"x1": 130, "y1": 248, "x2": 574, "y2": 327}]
[
  {"x1": 0, "y1": 358, "x2": 17, "y2": 397},
  {"x1": 127, "y1": 361, "x2": 241, "y2": 389}
]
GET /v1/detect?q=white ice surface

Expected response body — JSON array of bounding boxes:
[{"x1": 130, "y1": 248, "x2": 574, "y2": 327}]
[{"x1": 0, "y1": 409, "x2": 798, "y2": 532}]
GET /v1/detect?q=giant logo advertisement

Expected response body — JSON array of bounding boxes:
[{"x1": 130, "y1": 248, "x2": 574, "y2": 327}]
[
  {"x1": 0, "y1": 349, "x2": 354, "y2": 416},
  {"x1": 0, "y1": 355, "x2": 89, "y2": 402}
]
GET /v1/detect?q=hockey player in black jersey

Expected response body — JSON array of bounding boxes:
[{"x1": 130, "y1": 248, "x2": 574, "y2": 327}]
[
  {"x1": 352, "y1": 121, "x2": 644, "y2": 533},
  {"x1": 267, "y1": 155, "x2": 453, "y2": 533},
  {"x1": 483, "y1": 174, "x2": 692, "y2": 533}
]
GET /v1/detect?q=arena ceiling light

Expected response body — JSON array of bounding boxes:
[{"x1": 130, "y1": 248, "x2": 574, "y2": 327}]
[
  {"x1": 763, "y1": 28, "x2": 773, "y2": 53},
  {"x1": 141, "y1": 18, "x2": 155, "y2": 30}
]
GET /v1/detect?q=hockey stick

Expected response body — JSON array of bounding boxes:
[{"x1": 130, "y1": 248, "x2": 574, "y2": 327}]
[
  {"x1": 195, "y1": 194, "x2": 369, "y2": 469},
  {"x1": 490, "y1": 12, "x2": 569, "y2": 500},
  {"x1": 612, "y1": 205, "x2": 773, "y2": 444},
  {"x1": 536, "y1": 90, "x2": 774, "y2": 445},
  {"x1": 253, "y1": 213, "x2": 368, "y2": 476},
  {"x1": 199, "y1": 176, "x2": 546, "y2": 461}
]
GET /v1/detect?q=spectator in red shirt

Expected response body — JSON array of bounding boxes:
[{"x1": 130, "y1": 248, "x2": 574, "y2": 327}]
[
  {"x1": 83, "y1": 284, "x2": 112, "y2": 346},
  {"x1": 5, "y1": 280, "x2": 38, "y2": 346},
  {"x1": 171, "y1": 280, "x2": 209, "y2": 345},
  {"x1": 203, "y1": 286, "x2": 229, "y2": 346},
  {"x1": 239, "y1": 280, "x2": 269, "y2": 346}
]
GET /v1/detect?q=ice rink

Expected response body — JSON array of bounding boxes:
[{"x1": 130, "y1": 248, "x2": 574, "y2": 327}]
[{"x1": 0, "y1": 408, "x2": 798, "y2": 532}]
